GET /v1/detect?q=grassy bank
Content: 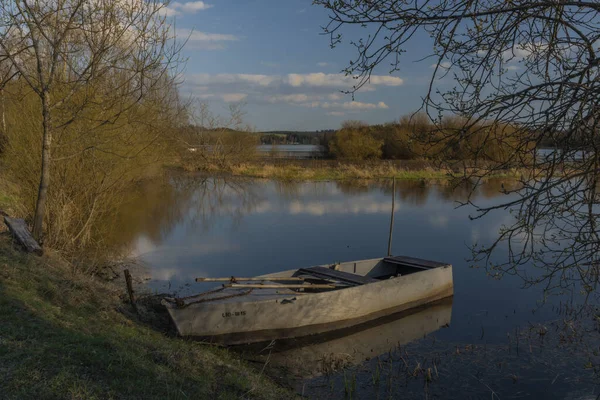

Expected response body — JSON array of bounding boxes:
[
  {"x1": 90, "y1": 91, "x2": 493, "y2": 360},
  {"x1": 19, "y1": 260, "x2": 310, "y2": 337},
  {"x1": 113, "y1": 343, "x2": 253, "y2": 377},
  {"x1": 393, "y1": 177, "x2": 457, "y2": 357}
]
[
  {"x1": 224, "y1": 159, "x2": 522, "y2": 181},
  {"x1": 0, "y1": 235, "x2": 290, "y2": 399}
]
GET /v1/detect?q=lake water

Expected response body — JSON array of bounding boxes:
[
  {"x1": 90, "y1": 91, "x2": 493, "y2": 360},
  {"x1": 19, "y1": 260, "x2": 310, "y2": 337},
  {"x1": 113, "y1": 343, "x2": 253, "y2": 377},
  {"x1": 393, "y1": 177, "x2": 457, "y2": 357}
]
[
  {"x1": 120, "y1": 174, "x2": 599, "y2": 399},
  {"x1": 257, "y1": 144, "x2": 325, "y2": 159}
]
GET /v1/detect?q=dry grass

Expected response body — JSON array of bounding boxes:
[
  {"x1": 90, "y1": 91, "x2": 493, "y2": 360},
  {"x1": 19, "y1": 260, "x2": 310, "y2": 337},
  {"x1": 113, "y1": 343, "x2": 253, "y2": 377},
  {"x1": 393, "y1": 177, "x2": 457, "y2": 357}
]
[
  {"x1": 0, "y1": 235, "x2": 291, "y2": 400},
  {"x1": 0, "y1": 173, "x2": 24, "y2": 218},
  {"x1": 229, "y1": 161, "x2": 522, "y2": 182}
]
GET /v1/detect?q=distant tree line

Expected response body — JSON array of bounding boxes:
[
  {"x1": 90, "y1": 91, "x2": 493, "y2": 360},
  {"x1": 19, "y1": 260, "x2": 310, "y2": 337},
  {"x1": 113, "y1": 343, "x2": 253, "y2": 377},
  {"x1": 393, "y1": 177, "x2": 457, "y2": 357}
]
[
  {"x1": 260, "y1": 130, "x2": 334, "y2": 146},
  {"x1": 180, "y1": 112, "x2": 524, "y2": 165},
  {"x1": 327, "y1": 114, "x2": 524, "y2": 163}
]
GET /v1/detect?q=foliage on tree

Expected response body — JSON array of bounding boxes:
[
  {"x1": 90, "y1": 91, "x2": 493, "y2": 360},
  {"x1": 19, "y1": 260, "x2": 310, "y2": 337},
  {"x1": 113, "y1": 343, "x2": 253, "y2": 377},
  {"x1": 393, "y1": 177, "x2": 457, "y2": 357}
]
[
  {"x1": 330, "y1": 114, "x2": 522, "y2": 163},
  {"x1": 0, "y1": 0, "x2": 183, "y2": 240},
  {"x1": 329, "y1": 121, "x2": 384, "y2": 160}
]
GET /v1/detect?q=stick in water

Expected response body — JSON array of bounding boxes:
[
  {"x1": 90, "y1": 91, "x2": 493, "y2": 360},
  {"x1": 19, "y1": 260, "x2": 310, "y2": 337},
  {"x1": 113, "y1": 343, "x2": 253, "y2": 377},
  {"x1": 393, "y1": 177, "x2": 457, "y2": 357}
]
[{"x1": 124, "y1": 269, "x2": 137, "y2": 313}]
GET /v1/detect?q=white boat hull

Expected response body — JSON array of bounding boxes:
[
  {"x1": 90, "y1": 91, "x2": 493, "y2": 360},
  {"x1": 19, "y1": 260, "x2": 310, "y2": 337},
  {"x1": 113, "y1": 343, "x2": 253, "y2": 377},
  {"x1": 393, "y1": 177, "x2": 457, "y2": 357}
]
[{"x1": 163, "y1": 257, "x2": 453, "y2": 344}]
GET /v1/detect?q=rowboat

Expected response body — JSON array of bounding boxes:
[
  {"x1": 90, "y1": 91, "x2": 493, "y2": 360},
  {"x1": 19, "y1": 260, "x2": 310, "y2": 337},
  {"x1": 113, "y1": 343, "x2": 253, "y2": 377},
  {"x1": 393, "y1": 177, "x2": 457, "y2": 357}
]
[{"x1": 162, "y1": 255, "x2": 453, "y2": 345}]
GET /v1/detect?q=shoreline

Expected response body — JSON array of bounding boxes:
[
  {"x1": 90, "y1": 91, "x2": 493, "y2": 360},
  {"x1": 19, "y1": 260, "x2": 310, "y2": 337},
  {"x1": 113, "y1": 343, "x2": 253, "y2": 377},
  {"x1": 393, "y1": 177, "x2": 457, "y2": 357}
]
[
  {"x1": 0, "y1": 236, "x2": 291, "y2": 399},
  {"x1": 176, "y1": 159, "x2": 523, "y2": 182}
]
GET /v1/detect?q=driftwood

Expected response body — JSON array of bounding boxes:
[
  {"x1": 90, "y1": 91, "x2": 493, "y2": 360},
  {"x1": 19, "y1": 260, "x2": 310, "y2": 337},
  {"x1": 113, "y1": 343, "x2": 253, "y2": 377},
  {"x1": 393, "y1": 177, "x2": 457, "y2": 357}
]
[
  {"x1": 196, "y1": 276, "x2": 304, "y2": 282},
  {"x1": 3, "y1": 217, "x2": 43, "y2": 255}
]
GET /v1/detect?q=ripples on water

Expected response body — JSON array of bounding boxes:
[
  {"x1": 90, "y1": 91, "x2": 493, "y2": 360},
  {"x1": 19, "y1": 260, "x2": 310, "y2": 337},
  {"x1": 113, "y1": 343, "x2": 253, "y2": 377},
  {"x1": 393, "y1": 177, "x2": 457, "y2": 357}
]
[{"x1": 113, "y1": 173, "x2": 599, "y2": 398}]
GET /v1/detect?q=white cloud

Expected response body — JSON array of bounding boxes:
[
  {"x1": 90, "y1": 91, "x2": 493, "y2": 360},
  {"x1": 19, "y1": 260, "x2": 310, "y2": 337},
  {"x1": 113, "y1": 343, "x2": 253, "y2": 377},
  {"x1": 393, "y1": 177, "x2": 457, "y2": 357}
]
[
  {"x1": 267, "y1": 94, "x2": 313, "y2": 103},
  {"x1": 301, "y1": 100, "x2": 388, "y2": 110},
  {"x1": 175, "y1": 1, "x2": 212, "y2": 12},
  {"x1": 164, "y1": 1, "x2": 212, "y2": 16},
  {"x1": 368, "y1": 75, "x2": 404, "y2": 86},
  {"x1": 160, "y1": 6, "x2": 179, "y2": 16},
  {"x1": 176, "y1": 28, "x2": 238, "y2": 50},
  {"x1": 266, "y1": 93, "x2": 366, "y2": 109},
  {"x1": 317, "y1": 62, "x2": 331, "y2": 67},
  {"x1": 190, "y1": 73, "x2": 277, "y2": 86},
  {"x1": 178, "y1": 28, "x2": 238, "y2": 42},
  {"x1": 184, "y1": 73, "x2": 397, "y2": 109},
  {"x1": 338, "y1": 101, "x2": 388, "y2": 110},
  {"x1": 327, "y1": 111, "x2": 345, "y2": 116},
  {"x1": 221, "y1": 93, "x2": 247, "y2": 102},
  {"x1": 431, "y1": 61, "x2": 451, "y2": 70},
  {"x1": 266, "y1": 93, "x2": 347, "y2": 104},
  {"x1": 506, "y1": 65, "x2": 520, "y2": 71},
  {"x1": 195, "y1": 93, "x2": 247, "y2": 102},
  {"x1": 286, "y1": 72, "x2": 403, "y2": 88},
  {"x1": 188, "y1": 72, "x2": 401, "y2": 89},
  {"x1": 502, "y1": 42, "x2": 547, "y2": 61}
]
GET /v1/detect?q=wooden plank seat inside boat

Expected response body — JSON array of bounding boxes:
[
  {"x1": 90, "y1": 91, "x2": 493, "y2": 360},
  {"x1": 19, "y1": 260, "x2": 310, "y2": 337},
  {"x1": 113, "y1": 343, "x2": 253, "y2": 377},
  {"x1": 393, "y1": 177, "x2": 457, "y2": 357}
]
[
  {"x1": 293, "y1": 266, "x2": 379, "y2": 286},
  {"x1": 383, "y1": 255, "x2": 450, "y2": 272},
  {"x1": 171, "y1": 281, "x2": 299, "y2": 307}
]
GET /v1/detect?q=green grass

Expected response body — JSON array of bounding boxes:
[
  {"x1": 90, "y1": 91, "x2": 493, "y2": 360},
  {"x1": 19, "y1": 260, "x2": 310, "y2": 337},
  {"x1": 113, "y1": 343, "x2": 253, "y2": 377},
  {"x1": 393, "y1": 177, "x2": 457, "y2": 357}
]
[{"x1": 0, "y1": 236, "x2": 291, "y2": 400}]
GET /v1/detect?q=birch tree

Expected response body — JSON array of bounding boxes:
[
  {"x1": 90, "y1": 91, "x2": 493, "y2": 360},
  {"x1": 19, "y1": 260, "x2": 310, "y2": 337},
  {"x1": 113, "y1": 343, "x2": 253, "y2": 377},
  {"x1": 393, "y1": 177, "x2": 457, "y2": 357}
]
[{"x1": 0, "y1": 0, "x2": 183, "y2": 240}]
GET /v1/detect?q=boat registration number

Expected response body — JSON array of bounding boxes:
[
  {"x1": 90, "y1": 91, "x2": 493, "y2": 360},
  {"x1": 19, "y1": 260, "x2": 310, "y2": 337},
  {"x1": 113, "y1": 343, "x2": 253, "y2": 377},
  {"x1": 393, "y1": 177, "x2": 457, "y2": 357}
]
[{"x1": 222, "y1": 311, "x2": 246, "y2": 318}]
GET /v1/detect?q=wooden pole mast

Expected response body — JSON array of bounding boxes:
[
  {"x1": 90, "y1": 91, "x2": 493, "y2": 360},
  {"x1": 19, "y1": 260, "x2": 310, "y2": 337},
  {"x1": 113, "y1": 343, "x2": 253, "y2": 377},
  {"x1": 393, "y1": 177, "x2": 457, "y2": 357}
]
[{"x1": 387, "y1": 177, "x2": 396, "y2": 256}]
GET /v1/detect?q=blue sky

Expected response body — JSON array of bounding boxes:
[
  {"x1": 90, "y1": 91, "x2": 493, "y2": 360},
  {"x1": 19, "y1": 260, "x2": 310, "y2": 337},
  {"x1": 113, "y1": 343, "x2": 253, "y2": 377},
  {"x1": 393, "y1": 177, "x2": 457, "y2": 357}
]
[{"x1": 168, "y1": 0, "x2": 439, "y2": 131}]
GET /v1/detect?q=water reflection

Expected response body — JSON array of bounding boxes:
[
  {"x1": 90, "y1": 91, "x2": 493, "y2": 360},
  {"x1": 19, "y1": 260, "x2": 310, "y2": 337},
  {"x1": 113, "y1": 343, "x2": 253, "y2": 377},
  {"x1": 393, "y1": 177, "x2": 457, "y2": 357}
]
[
  {"x1": 116, "y1": 175, "x2": 522, "y2": 290},
  {"x1": 116, "y1": 175, "x2": 514, "y2": 239},
  {"x1": 239, "y1": 298, "x2": 452, "y2": 379},
  {"x1": 112, "y1": 173, "x2": 598, "y2": 397}
]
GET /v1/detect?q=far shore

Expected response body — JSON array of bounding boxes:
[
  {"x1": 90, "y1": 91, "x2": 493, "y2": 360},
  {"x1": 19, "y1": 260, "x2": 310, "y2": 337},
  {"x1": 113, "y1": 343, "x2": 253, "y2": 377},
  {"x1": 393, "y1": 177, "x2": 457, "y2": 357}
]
[{"x1": 176, "y1": 158, "x2": 524, "y2": 181}]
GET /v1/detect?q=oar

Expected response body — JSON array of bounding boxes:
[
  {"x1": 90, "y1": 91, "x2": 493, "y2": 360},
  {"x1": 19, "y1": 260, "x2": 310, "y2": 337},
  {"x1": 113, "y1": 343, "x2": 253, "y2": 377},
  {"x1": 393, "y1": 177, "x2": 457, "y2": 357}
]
[
  {"x1": 195, "y1": 276, "x2": 304, "y2": 282},
  {"x1": 223, "y1": 283, "x2": 336, "y2": 289}
]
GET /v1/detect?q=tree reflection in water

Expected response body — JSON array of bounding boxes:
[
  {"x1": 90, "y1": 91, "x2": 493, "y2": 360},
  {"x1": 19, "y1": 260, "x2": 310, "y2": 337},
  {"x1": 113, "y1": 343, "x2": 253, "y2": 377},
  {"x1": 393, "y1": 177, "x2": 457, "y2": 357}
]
[
  {"x1": 107, "y1": 172, "x2": 599, "y2": 398},
  {"x1": 109, "y1": 173, "x2": 520, "y2": 262}
]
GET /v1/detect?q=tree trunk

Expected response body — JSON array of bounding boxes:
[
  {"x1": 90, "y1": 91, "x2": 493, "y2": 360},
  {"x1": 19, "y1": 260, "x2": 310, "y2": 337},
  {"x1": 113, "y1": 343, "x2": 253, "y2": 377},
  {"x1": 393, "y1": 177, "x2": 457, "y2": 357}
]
[{"x1": 32, "y1": 91, "x2": 51, "y2": 241}]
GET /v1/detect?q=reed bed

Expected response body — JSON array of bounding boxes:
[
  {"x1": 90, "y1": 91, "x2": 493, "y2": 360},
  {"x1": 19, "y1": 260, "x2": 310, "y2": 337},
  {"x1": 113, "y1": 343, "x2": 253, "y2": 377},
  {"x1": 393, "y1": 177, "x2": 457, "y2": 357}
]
[{"x1": 302, "y1": 308, "x2": 600, "y2": 399}]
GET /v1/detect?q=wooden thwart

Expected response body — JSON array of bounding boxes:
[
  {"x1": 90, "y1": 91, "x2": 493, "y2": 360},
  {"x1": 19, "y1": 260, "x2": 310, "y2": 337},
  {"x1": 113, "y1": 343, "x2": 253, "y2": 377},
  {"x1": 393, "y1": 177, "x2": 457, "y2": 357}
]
[
  {"x1": 3, "y1": 217, "x2": 43, "y2": 255},
  {"x1": 383, "y1": 255, "x2": 449, "y2": 270},
  {"x1": 196, "y1": 276, "x2": 304, "y2": 282},
  {"x1": 223, "y1": 283, "x2": 336, "y2": 289},
  {"x1": 294, "y1": 266, "x2": 378, "y2": 286}
]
